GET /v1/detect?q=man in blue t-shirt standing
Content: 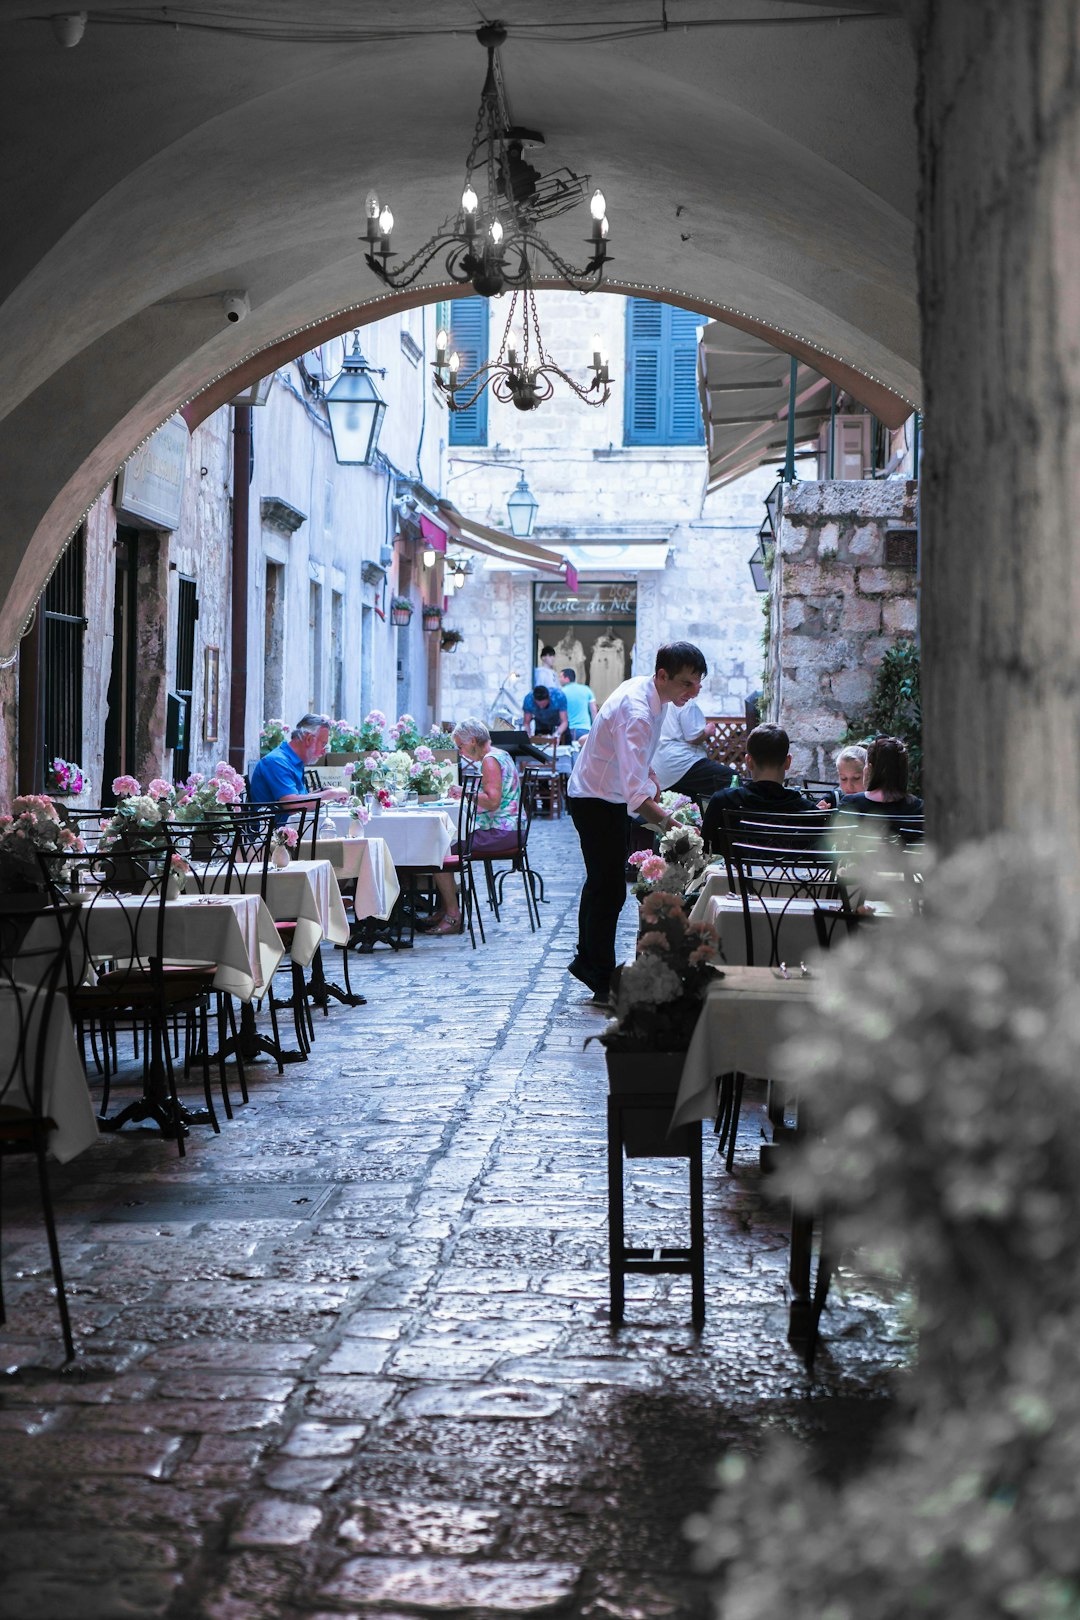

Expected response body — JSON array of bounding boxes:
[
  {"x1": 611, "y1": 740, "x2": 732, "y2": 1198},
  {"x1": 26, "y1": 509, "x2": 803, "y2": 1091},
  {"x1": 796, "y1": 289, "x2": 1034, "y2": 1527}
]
[
  {"x1": 249, "y1": 713, "x2": 349, "y2": 824},
  {"x1": 558, "y1": 668, "x2": 597, "y2": 740}
]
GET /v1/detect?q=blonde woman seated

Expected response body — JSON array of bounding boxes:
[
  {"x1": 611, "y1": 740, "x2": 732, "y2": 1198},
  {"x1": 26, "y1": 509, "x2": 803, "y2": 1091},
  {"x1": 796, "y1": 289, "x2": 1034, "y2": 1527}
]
[
  {"x1": 425, "y1": 718, "x2": 521, "y2": 935},
  {"x1": 817, "y1": 744, "x2": 868, "y2": 808}
]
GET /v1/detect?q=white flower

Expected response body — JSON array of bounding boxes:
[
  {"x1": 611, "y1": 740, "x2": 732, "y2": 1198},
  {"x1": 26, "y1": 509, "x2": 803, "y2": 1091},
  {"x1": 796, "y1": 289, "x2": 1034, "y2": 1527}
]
[{"x1": 617, "y1": 954, "x2": 684, "y2": 1012}]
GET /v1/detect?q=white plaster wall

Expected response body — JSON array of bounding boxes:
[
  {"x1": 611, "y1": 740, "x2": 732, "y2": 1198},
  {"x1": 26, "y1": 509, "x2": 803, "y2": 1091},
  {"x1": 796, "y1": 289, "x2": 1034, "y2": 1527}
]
[{"x1": 440, "y1": 292, "x2": 771, "y2": 723}]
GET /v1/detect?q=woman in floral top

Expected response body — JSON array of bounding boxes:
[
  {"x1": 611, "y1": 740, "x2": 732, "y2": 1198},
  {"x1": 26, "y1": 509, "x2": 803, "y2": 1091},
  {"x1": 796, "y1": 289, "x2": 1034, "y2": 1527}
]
[{"x1": 426, "y1": 718, "x2": 520, "y2": 935}]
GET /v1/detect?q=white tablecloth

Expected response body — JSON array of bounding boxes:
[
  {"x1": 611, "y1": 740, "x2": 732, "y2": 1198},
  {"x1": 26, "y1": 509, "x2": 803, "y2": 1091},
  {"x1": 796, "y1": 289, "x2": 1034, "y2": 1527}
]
[
  {"x1": 25, "y1": 894, "x2": 283, "y2": 1002},
  {"x1": 311, "y1": 835, "x2": 400, "y2": 921},
  {"x1": 325, "y1": 808, "x2": 456, "y2": 870},
  {"x1": 693, "y1": 891, "x2": 837, "y2": 966},
  {"x1": 190, "y1": 859, "x2": 348, "y2": 965},
  {"x1": 671, "y1": 966, "x2": 815, "y2": 1128},
  {"x1": 0, "y1": 984, "x2": 100, "y2": 1163}
]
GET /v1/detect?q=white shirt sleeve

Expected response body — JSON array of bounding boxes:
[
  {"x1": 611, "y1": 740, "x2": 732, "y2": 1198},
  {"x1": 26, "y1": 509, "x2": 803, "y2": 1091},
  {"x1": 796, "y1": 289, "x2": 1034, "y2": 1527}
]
[
  {"x1": 679, "y1": 699, "x2": 707, "y2": 741},
  {"x1": 616, "y1": 704, "x2": 660, "y2": 811}
]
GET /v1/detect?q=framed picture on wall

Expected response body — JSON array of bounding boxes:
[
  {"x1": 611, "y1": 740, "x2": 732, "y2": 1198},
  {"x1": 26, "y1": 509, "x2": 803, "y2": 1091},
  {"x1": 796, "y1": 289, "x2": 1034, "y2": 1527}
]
[{"x1": 203, "y1": 645, "x2": 220, "y2": 742}]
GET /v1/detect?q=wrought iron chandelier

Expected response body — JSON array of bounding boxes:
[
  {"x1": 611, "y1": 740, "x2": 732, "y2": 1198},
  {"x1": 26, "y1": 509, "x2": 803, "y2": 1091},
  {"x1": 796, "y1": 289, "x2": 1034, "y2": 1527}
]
[
  {"x1": 363, "y1": 22, "x2": 611, "y2": 299},
  {"x1": 433, "y1": 288, "x2": 610, "y2": 414}
]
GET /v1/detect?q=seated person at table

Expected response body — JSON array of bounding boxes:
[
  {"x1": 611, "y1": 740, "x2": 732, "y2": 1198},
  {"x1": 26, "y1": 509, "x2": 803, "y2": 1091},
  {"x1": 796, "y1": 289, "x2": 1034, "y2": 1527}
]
[
  {"x1": 248, "y1": 712, "x2": 349, "y2": 825},
  {"x1": 557, "y1": 668, "x2": 597, "y2": 740},
  {"x1": 815, "y1": 743, "x2": 868, "y2": 809},
  {"x1": 702, "y1": 723, "x2": 813, "y2": 848},
  {"x1": 426, "y1": 719, "x2": 522, "y2": 935},
  {"x1": 653, "y1": 693, "x2": 735, "y2": 799},
  {"x1": 838, "y1": 734, "x2": 923, "y2": 828},
  {"x1": 522, "y1": 683, "x2": 569, "y2": 741}
]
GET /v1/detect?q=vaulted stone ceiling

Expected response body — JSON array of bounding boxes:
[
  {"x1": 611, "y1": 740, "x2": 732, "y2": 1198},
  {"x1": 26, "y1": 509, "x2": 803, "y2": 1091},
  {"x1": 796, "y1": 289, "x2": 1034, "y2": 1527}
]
[{"x1": 0, "y1": 0, "x2": 915, "y2": 651}]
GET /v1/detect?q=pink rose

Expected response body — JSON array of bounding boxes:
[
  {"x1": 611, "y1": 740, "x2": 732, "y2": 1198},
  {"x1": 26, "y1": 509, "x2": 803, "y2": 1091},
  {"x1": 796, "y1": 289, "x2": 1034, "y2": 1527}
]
[
  {"x1": 640, "y1": 854, "x2": 667, "y2": 881},
  {"x1": 627, "y1": 850, "x2": 650, "y2": 869},
  {"x1": 214, "y1": 781, "x2": 240, "y2": 805},
  {"x1": 112, "y1": 774, "x2": 141, "y2": 797},
  {"x1": 147, "y1": 778, "x2": 173, "y2": 800}
]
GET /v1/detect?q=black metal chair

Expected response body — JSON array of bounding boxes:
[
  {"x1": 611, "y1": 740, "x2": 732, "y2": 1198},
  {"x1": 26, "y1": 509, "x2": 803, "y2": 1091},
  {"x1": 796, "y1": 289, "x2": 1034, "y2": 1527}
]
[
  {"x1": 37, "y1": 842, "x2": 225, "y2": 1156},
  {"x1": 0, "y1": 902, "x2": 82, "y2": 1360},
  {"x1": 481, "y1": 774, "x2": 545, "y2": 931}
]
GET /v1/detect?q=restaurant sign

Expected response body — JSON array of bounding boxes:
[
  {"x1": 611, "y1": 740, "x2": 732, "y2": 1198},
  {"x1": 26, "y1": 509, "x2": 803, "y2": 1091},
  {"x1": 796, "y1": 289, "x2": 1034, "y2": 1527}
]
[
  {"x1": 116, "y1": 414, "x2": 189, "y2": 530},
  {"x1": 534, "y1": 581, "x2": 637, "y2": 620}
]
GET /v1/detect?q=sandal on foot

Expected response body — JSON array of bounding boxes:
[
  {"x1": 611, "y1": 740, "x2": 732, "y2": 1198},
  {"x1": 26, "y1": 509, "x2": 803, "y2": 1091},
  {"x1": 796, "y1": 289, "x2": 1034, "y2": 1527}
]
[{"x1": 429, "y1": 913, "x2": 463, "y2": 935}]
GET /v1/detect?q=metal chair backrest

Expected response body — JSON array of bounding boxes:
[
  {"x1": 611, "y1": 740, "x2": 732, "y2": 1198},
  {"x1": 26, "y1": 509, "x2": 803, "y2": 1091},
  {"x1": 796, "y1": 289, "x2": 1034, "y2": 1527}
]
[
  {"x1": 454, "y1": 776, "x2": 481, "y2": 856},
  {"x1": 0, "y1": 903, "x2": 81, "y2": 1116},
  {"x1": 803, "y1": 780, "x2": 840, "y2": 807},
  {"x1": 714, "y1": 807, "x2": 832, "y2": 889},
  {"x1": 727, "y1": 840, "x2": 857, "y2": 966}
]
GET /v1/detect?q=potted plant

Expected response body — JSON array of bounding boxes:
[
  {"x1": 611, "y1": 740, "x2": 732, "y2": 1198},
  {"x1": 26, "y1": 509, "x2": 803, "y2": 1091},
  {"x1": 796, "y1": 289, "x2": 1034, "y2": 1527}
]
[
  {"x1": 0, "y1": 795, "x2": 85, "y2": 915},
  {"x1": 259, "y1": 717, "x2": 287, "y2": 757},
  {"x1": 271, "y1": 825, "x2": 298, "y2": 867},
  {"x1": 386, "y1": 713, "x2": 422, "y2": 754},
  {"x1": 626, "y1": 823, "x2": 707, "y2": 904},
  {"x1": 440, "y1": 628, "x2": 463, "y2": 653},
  {"x1": 44, "y1": 757, "x2": 85, "y2": 798},
  {"x1": 421, "y1": 604, "x2": 443, "y2": 632},
  {"x1": 598, "y1": 893, "x2": 719, "y2": 1156},
  {"x1": 390, "y1": 595, "x2": 414, "y2": 627},
  {"x1": 325, "y1": 717, "x2": 363, "y2": 766},
  {"x1": 173, "y1": 762, "x2": 243, "y2": 822},
  {"x1": 407, "y1": 747, "x2": 457, "y2": 802},
  {"x1": 98, "y1": 776, "x2": 173, "y2": 888},
  {"x1": 343, "y1": 752, "x2": 388, "y2": 796}
]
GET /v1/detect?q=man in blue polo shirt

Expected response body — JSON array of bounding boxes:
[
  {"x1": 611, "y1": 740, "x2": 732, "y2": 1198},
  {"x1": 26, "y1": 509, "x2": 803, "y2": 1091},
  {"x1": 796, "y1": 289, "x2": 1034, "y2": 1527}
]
[
  {"x1": 249, "y1": 713, "x2": 349, "y2": 823},
  {"x1": 522, "y1": 684, "x2": 568, "y2": 740}
]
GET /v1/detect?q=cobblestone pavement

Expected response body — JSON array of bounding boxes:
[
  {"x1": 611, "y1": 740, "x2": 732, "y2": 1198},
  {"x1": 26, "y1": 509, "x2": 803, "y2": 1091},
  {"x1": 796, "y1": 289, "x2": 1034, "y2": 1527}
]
[{"x1": 0, "y1": 819, "x2": 907, "y2": 1619}]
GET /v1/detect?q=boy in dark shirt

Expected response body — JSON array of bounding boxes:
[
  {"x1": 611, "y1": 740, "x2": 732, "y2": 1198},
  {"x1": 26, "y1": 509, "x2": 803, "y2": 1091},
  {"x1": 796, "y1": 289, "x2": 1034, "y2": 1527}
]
[{"x1": 702, "y1": 723, "x2": 812, "y2": 848}]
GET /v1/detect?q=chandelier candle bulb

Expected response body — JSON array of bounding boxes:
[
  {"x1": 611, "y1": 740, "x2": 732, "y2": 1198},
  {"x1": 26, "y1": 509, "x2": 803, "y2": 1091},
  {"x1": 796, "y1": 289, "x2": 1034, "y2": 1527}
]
[
  {"x1": 436, "y1": 328, "x2": 448, "y2": 356},
  {"x1": 591, "y1": 333, "x2": 603, "y2": 368},
  {"x1": 378, "y1": 205, "x2": 393, "y2": 241},
  {"x1": 590, "y1": 188, "x2": 607, "y2": 220},
  {"x1": 449, "y1": 351, "x2": 460, "y2": 375},
  {"x1": 489, "y1": 219, "x2": 504, "y2": 246}
]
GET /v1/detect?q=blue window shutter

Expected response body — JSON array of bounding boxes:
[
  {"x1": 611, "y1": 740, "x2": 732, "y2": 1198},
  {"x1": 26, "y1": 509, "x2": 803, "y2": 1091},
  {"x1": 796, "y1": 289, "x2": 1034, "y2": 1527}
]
[
  {"x1": 624, "y1": 298, "x2": 703, "y2": 445},
  {"x1": 448, "y1": 298, "x2": 488, "y2": 445},
  {"x1": 624, "y1": 298, "x2": 664, "y2": 445},
  {"x1": 667, "y1": 306, "x2": 704, "y2": 444}
]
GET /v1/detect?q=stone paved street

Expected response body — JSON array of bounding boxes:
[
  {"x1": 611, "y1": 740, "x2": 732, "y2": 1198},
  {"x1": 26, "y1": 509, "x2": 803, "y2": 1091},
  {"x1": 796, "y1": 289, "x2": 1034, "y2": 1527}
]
[{"x1": 0, "y1": 820, "x2": 906, "y2": 1619}]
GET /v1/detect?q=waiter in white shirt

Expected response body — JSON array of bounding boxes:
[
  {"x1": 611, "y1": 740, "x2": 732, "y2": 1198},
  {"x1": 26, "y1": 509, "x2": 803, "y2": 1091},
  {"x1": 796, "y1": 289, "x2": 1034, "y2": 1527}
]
[
  {"x1": 653, "y1": 697, "x2": 735, "y2": 799},
  {"x1": 566, "y1": 641, "x2": 708, "y2": 1006}
]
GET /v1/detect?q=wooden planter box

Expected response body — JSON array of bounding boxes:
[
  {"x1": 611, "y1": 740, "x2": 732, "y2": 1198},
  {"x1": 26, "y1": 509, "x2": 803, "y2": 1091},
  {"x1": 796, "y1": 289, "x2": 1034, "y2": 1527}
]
[{"x1": 605, "y1": 1050, "x2": 690, "y2": 1158}]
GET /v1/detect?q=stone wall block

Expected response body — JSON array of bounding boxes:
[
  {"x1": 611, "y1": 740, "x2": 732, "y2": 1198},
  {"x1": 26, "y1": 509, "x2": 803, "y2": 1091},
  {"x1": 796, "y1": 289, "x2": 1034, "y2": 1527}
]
[
  {"x1": 856, "y1": 567, "x2": 905, "y2": 597},
  {"x1": 829, "y1": 668, "x2": 874, "y2": 709},
  {"x1": 883, "y1": 597, "x2": 918, "y2": 633},
  {"x1": 817, "y1": 522, "x2": 840, "y2": 558},
  {"x1": 784, "y1": 481, "x2": 911, "y2": 521},
  {"x1": 780, "y1": 523, "x2": 811, "y2": 554},
  {"x1": 781, "y1": 636, "x2": 851, "y2": 672},
  {"x1": 847, "y1": 522, "x2": 883, "y2": 560},
  {"x1": 842, "y1": 594, "x2": 884, "y2": 632}
]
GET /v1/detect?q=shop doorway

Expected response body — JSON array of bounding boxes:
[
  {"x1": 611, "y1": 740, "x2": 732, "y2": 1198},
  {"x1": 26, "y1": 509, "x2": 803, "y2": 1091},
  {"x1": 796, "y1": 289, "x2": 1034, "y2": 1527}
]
[{"x1": 532, "y1": 580, "x2": 637, "y2": 708}]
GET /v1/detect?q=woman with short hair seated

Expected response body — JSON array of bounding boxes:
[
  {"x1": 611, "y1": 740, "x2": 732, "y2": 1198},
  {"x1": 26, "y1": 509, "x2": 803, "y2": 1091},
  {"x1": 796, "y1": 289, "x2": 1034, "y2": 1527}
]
[
  {"x1": 839, "y1": 734, "x2": 923, "y2": 830},
  {"x1": 425, "y1": 718, "x2": 521, "y2": 935}
]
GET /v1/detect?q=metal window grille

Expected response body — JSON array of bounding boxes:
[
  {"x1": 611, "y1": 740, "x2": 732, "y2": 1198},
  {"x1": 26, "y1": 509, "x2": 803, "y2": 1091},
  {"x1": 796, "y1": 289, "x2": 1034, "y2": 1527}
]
[
  {"x1": 42, "y1": 527, "x2": 86, "y2": 770},
  {"x1": 173, "y1": 574, "x2": 198, "y2": 783}
]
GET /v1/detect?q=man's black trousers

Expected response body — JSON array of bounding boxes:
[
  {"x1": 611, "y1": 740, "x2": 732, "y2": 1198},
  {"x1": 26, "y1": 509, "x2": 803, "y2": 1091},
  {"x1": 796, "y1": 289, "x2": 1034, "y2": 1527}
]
[{"x1": 567, "y1": 796, "x2": 629, "y2": 996}]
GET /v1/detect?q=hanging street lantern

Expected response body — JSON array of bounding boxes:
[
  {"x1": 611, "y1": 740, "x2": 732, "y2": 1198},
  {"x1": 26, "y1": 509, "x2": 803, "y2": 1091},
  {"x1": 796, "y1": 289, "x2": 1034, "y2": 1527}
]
[
  {"x1": 506, "y1": 472, "x2": 539, "y2": 538},
  {"x1": 325, "y1": 333, "x2": 387, "y2": 465}
]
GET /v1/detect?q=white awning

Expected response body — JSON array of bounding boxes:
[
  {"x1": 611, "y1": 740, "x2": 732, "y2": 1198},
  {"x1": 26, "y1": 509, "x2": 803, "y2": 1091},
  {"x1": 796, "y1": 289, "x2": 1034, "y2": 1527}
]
[{"x1": 481, "y1": 541, "x2": 669, "y2": 575}]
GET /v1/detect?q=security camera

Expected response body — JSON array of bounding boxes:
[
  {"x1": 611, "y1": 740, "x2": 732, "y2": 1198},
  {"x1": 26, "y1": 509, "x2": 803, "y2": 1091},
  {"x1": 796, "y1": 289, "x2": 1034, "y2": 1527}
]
[
  {"x1": 221, "y1": 291, "x2": 251, "y2": 324},
  {"x1": 51, "y1": 12, "x2": 87, "y2": 47}
]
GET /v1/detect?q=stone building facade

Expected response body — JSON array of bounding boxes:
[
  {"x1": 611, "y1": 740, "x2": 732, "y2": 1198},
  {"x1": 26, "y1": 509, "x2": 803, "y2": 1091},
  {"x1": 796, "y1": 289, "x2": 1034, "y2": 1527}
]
[
  {"x1": 438, "y1": 291, "x2": 771, "y2": 727},
  {"x1": 2, "y1": 308, "x2": 449, "y2": 807},
  {"x1": 766, "y1": 479, "x2": 919, "y2": 780}
]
